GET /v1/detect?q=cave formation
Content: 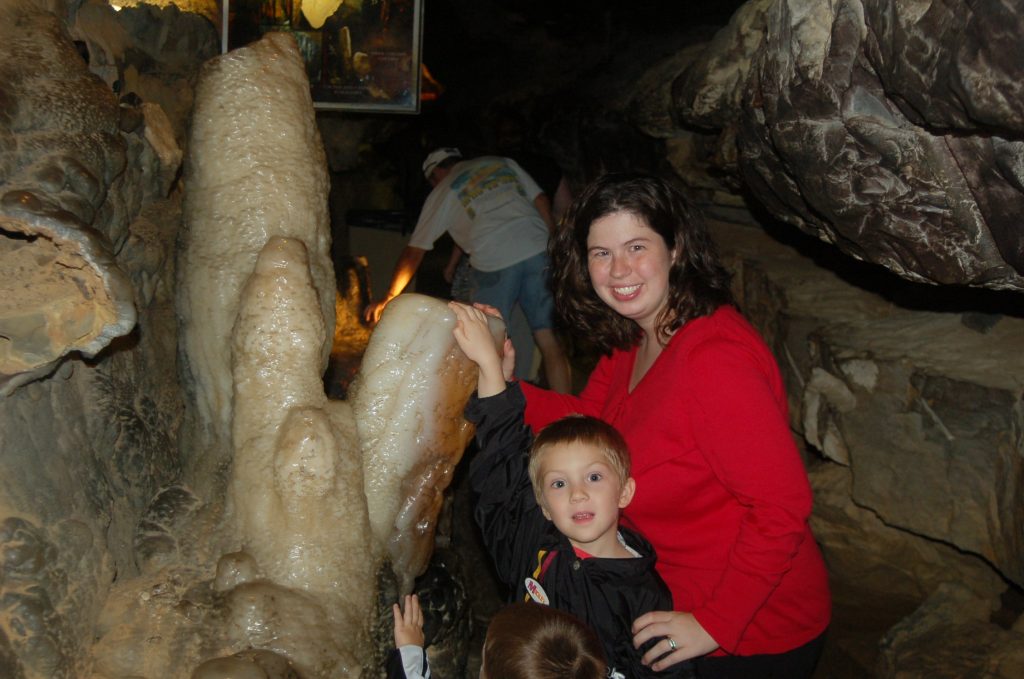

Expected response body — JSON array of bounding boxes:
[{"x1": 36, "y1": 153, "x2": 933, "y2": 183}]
[{"x1": 1, "y1": 1, "x2": 1023, "y2": 678}]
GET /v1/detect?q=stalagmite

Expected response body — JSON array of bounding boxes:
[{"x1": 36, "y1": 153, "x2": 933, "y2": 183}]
[
  {"x1": 351, "y1": 294, "x2": 504, "y2": 593},
  {"x1": 229, "y1": 235, "x2": 372, "y2": 675},
  {"x1": 179, "y1": 31, "x2": 335, "y2": 490},
  {"x1": 88, "y1": 32, "x2": 502, "y2": 677}
]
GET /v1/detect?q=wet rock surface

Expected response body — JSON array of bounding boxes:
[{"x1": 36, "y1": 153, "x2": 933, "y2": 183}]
[
  {"x1": 0, "y1": 4, "x2": 148, "y2": 395},
  {"x1": 715, "y1": 218, "x2": 1023, "y2": 676},
  {"x1": 673, "y1": 0, "x2": 1024, "y2": 291}
]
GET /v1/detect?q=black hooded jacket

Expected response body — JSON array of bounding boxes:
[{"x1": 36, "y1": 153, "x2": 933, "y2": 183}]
[{"x1": 467, "y1": 384, "x2": 694, "y2": 679}]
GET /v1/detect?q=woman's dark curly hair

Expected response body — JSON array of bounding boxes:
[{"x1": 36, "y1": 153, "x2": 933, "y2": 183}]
[{"x1": 550, "y1": 172, "x2": 733, "y2": 351}]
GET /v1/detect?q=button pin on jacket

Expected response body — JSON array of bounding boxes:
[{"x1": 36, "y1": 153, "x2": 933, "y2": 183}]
[{"x1": 524, "y1": 577, "x2": 550, "y2": 604}]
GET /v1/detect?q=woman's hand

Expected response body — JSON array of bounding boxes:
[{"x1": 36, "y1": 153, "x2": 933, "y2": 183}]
[
  {"x1": 393, "y1": 594, "x2": 425, "y2": 648},
  {"x1": 632, "y1": 610, "x2": 719, "y2": 670}
]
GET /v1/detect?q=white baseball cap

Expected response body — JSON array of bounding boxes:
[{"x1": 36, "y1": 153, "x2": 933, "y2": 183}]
[{"x1": 422, "y1": 147, "x2": 462, "y2": 179}]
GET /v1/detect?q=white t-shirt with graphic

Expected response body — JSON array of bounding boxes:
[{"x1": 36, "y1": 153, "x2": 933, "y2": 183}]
[{"x1": 408, "y1": 156, "x2": 549, "y2": 272}]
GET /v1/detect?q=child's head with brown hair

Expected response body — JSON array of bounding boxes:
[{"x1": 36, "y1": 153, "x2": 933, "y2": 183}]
[
  {"x1": 527, "y1": 415, "x2": 636, "y2": 557},
  {"x1": 481, "y1": 602, "x2": 608, "y2": 679}
]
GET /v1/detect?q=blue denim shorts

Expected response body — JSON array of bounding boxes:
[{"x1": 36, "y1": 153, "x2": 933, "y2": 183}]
[{"x1": 470, "y1": 251, "x2": 555, "y2": 332}]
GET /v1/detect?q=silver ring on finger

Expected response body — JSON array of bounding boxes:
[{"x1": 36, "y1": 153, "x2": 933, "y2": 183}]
[{"x1": 666, "y1": 636, "x2": 678, "y2": 651}]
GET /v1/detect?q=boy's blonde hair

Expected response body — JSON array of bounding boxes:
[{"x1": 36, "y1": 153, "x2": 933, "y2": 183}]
[
  {"x1": 528, "y1": 414, "x2": 631, "y2": 503},
  {"x1": 481, "y1": 602, "x2": 608, "y2": 679}
]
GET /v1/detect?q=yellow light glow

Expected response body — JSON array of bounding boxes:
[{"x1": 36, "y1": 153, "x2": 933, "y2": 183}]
[{"x1": 300, "y1": 0, "x2": 344, "y2": 30}]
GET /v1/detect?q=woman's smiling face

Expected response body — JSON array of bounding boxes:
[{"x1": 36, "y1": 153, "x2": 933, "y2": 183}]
[{"x1": 586, "y1": 211, "x2": 674, "y2": 335}]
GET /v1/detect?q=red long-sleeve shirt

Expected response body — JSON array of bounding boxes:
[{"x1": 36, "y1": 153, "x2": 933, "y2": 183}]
[{"x1": 521, "y1": 305, "x2": 830, "y2": 655}]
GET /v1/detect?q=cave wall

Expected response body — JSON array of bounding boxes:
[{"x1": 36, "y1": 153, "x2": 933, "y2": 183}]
[
  {"x1": 0, "y1": 2, "x2": 200, "y2": 675},
  {"x1": 718, "y1": 220, "x2": 1024, "y2": 675},
  {"x1": 655, "y1": 0, "x2": 1024, "y2": 593},
  {"x1": 670, "y1": 0, "x2": 1024, "y2": 291}
]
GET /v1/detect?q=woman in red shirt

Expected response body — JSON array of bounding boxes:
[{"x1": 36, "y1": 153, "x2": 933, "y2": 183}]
[{"x1": 517, "y1": 173, "x2": 830, "y2": 677}]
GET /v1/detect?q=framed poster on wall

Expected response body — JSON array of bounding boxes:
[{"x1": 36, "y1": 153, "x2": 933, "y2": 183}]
[{"x1": 225, "y1": 0, "x2": 424, "y2": 113}]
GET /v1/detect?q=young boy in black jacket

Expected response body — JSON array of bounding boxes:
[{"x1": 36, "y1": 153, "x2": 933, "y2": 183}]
[{"x1": 450, "y1": 302, "x2": 694, "y2": 679}]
